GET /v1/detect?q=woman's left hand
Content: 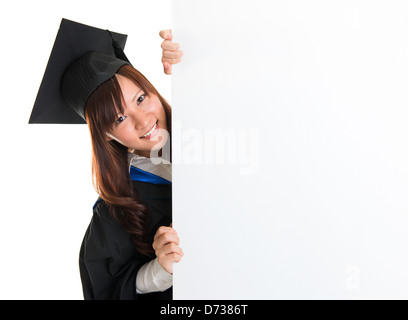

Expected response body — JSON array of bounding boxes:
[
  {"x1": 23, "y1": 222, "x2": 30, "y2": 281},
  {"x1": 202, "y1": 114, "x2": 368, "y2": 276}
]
[{"x1": 159, "y1": 29, "x2": 183, "y2": 75}]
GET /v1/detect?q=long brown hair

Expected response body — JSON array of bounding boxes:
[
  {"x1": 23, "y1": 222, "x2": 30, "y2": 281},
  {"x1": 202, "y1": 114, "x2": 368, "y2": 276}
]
[{"x1": 85, "y1": 64, "x2": 172, "y2": 256}]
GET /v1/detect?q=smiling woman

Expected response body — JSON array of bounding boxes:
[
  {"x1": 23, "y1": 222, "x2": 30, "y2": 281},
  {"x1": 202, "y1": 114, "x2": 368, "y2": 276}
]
[
  {"x1": 29, "y1": 18, "x2": 183, "y2": 300},
  {"x1": 84, "y1": 63, "x2": 173, "y2": 256},
  {"x1": 100, "y1": 66, "x2": 171, "y2": 158},
  {"x1": 82, "y1": 62, "x2": 177, "y2": 300}
]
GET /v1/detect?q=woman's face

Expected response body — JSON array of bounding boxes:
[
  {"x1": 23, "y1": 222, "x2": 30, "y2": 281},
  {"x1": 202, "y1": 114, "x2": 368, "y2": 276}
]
[{"x1": 107, "y1": 74, "x2": 168, "y2": 158}]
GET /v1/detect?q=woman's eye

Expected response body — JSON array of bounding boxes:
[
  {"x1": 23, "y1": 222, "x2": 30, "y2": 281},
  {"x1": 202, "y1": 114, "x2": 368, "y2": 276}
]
[
  {"x1": 115, "y1": 115, "x2": 126, "y2": 125},
  {"x1": 137, "y1": 94, "x2": 145, "y2": 105}
]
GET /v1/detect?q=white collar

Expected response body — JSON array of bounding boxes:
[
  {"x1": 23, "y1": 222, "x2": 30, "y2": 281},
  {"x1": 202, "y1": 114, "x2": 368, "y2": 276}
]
[{"x1": 128, "y1": 153, "x2": 172, "y2": 182}]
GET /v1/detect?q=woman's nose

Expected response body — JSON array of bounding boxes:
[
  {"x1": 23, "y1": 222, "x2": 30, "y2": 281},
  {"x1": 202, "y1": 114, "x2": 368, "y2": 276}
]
[{"x1": 128, "y1": 108, "x2": 152, "y2": 130}]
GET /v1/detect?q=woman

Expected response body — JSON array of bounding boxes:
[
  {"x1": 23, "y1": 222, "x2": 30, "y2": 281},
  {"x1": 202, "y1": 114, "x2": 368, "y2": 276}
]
[
  {"x1": 78, "y1": 31, "x2": 184, "y2": 300},
  {"x1": 77, "y1": 34, "x2": 183, "y2": 301},
  {"x1": 30, "y1": 19, "x2": 184, "y2": 300}
]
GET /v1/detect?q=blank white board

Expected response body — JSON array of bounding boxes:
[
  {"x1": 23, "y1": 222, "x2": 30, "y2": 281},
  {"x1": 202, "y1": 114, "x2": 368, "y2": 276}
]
[{"x1": 172, "y1": 0, "x2": 408, "y2": 299}]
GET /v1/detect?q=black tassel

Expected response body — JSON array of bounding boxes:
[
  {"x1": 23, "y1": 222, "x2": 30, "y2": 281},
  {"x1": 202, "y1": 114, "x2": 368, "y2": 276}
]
[{"x1": 107, "y1": 30, "x2": 131, "y2": 63}]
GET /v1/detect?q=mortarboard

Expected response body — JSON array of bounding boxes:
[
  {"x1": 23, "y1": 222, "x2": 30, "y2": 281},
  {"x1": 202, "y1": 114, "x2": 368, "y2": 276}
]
[{"x1": 29, "y1": 18, "x2": 130, "y2": 124}]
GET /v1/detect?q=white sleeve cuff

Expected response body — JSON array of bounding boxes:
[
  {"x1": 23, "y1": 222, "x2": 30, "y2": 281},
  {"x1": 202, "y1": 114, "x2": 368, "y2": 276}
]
[{"x1": 136, "y1": 257, "x2": 173, "y2": 294}]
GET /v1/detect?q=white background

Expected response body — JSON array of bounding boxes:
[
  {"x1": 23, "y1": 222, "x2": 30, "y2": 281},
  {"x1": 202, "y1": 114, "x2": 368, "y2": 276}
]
[
  {"x1": 172, "y1": 0, "x2": 408, "y2": 299},
  {"x1": 1, "y1": 0, "x2": 408, "y2": 300},
  {"x1": 0, "y1": 0, "x2": 171, "y2": 299}
]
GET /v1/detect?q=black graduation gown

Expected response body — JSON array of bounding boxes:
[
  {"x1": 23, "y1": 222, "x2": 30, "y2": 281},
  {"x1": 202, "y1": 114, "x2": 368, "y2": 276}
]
[{"x1": 79, "y1": 173, "x2": 172, "y2": 300}]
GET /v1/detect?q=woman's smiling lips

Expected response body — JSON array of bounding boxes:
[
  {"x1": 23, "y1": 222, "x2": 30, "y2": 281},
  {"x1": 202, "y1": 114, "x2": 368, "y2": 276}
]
[{"x1": 140, "y1": 121, "x2": 159, "y2": 139}]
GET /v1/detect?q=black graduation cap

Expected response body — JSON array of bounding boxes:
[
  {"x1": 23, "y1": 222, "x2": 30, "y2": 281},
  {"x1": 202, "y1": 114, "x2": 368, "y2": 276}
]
[{"x1": 29, "y1": 18, "x2": 131, "y2": 124}]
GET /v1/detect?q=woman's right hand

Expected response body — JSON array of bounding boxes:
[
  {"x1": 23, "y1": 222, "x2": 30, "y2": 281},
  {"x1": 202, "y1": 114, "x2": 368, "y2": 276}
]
[
  {"x1": 159, "y1": 29, "x2": 183, "y2": 75},
  {"x1": 152, "y1": 225, "x2": 184, "y2": 274}
]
